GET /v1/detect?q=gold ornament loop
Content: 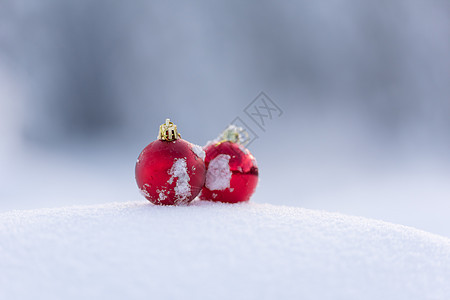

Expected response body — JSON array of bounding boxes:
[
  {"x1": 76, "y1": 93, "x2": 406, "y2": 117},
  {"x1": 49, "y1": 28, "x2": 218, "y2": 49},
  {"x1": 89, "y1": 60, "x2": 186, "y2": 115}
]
[
  {"x1": 158, "y1": 118, "x2": 181, "y2": 141},
  {"x1": 217, "y1": 124, "x2": 249, "y2": 145}
]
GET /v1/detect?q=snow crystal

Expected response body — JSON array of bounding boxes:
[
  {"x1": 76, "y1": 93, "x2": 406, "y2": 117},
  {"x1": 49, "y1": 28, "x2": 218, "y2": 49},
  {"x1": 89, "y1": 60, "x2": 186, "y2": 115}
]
[
  {"x1": 139, "y1": 184, "x2": 151, "y2": 198},
  {"x1": 205, "y1": 154, "x2": 232, "y2": 191},
  {"x1": 190, "y1": 144, "x2": 205, "y2": 161},
  {"x1": 168, "y1": 158, "x2": 191, "y2": 202},
  {"x1": 156, "y1": 189, "x2": 167, "y2": 201}
]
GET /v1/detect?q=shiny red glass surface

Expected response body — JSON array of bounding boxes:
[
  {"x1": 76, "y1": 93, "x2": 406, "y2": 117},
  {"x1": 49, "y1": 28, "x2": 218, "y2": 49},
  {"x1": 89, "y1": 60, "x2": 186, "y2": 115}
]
[
  {"x1": 200, "y1": 141, "x2": 259, "y2": 203},
  {"x1": 135, "y1": 139, "x2": 206, "y2": 205}
]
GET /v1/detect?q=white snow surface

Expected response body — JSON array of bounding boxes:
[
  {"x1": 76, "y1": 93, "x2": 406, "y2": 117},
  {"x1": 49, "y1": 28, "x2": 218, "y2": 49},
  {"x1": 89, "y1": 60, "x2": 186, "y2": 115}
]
[
  {"x1": 205, "y1": 154, "x2": 232, "y2": 191},
  {"x1": 0, "y1": 201, "x2": 449, "y2": 300}
]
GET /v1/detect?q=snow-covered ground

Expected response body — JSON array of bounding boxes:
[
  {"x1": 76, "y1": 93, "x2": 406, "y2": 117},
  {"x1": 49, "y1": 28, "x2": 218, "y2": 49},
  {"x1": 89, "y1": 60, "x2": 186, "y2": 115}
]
[{"x1": 0, "y1": 201, "x2": 449, "y2": 299}]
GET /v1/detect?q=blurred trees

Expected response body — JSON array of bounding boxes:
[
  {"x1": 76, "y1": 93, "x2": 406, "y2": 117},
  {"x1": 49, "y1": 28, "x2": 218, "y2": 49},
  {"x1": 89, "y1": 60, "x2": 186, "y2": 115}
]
[{"x1": 1, "y1": 0, "x2": 449, "y2": 148}]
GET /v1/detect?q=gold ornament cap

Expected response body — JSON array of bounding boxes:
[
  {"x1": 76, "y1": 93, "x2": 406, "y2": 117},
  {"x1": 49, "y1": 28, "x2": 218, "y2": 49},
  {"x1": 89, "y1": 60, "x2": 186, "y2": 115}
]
[
  {"x1": 217, "y1": 124, "x2": 249, "y2": 145},
  {"x1": 158, "y1": 118, "x2": 181, "y2": 141}
]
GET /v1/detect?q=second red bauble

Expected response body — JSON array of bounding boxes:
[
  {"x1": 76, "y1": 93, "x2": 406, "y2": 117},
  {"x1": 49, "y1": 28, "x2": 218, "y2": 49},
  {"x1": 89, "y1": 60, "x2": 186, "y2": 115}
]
[{"x1": 199, "y1": 140, "x2": 258, "y2": 203}]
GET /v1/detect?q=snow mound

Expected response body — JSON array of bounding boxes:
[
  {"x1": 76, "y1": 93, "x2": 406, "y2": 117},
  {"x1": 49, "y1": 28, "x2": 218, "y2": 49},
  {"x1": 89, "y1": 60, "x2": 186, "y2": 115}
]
[{"x1": 0, "y1": 201, "x2": 449, "y2": 300}]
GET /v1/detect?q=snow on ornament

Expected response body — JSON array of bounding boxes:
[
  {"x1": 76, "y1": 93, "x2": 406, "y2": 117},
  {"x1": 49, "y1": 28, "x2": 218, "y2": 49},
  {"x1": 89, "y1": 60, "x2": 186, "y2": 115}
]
[
  {"x1": 199, "y1": 125, "x2": 259, "y2": 203},
  {"x1": 135, "y1": 119, "x2": 206, "y2": 205}
]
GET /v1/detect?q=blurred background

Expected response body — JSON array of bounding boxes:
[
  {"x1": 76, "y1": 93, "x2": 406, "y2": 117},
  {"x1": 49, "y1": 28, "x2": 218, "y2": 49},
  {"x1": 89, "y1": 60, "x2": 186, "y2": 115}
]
[{"x1": 1, "y1": 1, "x2": 449, "y2": 236}]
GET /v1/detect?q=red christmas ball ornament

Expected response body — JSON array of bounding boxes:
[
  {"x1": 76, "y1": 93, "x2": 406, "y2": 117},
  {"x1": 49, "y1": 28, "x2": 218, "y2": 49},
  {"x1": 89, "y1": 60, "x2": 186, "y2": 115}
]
[
  {"x1": 199, "y1": 125, "x2": 259, "y2": 203},
  {"x1": 135, "y1": 119, "x2": 206, "y2": 205}
]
